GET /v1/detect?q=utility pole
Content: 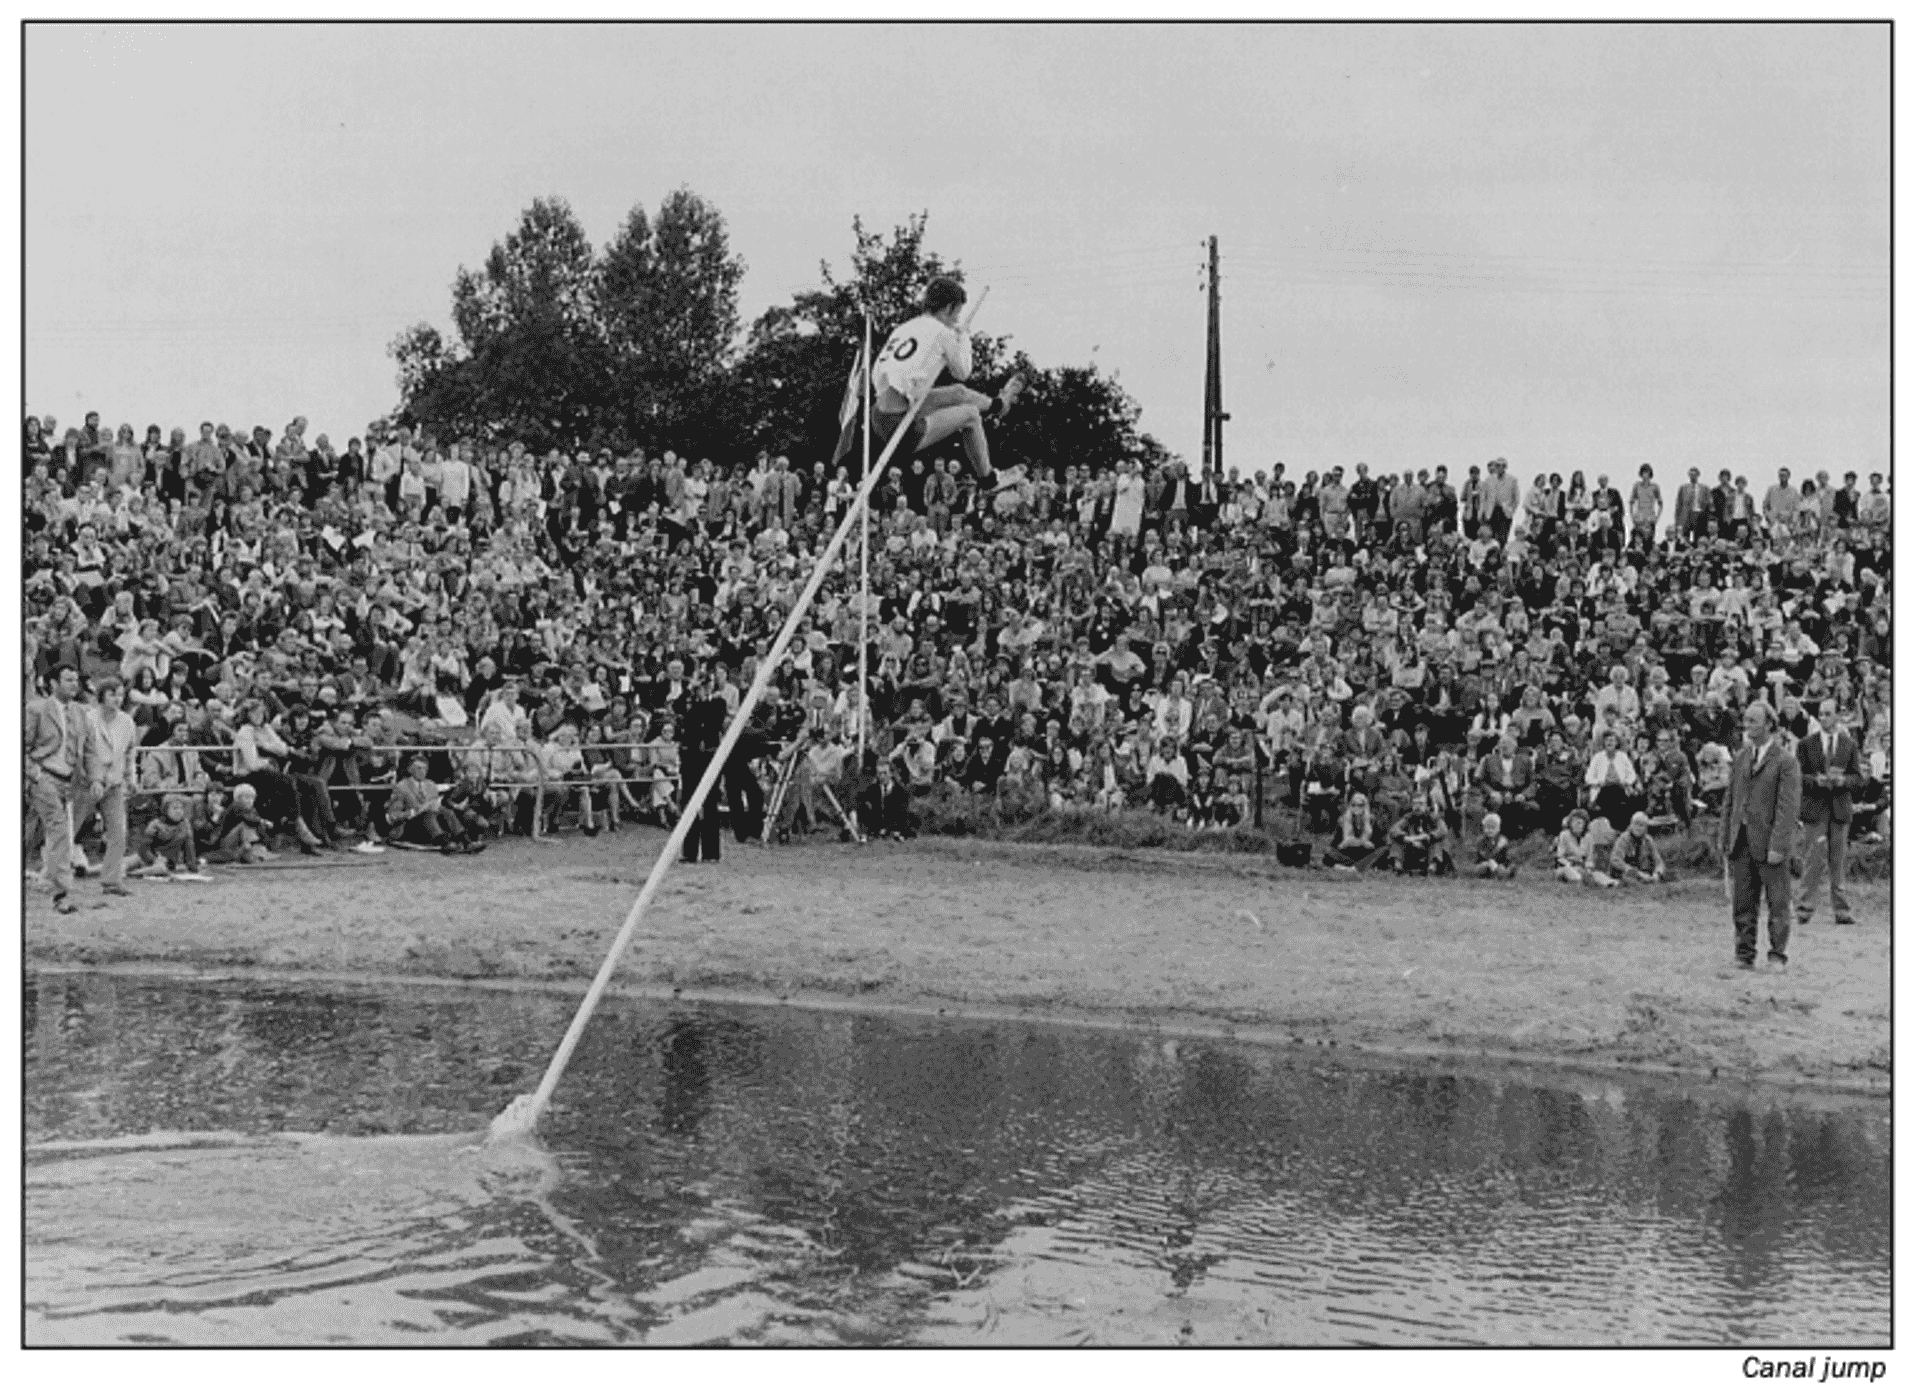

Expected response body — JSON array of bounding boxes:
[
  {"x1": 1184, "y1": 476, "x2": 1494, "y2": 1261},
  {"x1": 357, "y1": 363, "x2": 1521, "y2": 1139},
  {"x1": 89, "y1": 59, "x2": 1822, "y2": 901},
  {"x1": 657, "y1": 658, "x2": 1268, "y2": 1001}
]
[{"x1": 1202, "y1": 235, "x2": 1227, "y2": 473}]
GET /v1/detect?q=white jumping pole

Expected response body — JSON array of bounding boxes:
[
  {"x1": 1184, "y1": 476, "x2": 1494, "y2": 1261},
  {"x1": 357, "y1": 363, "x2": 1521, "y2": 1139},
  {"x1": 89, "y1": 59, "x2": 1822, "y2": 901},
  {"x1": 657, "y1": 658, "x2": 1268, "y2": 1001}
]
[
  {"x1": 489, "y1": 289, "x2": 988, "y2": 1142},
  {"x1": 856, "y1": 311, "x2": 872, "y2": 764}
]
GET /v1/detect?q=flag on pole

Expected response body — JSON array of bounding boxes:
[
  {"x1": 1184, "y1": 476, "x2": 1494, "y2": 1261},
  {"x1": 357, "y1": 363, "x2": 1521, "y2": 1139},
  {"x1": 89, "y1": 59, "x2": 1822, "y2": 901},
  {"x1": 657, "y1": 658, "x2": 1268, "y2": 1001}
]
[{"x1": 831, "y1": 323, "x2": 872, "y2": 465}]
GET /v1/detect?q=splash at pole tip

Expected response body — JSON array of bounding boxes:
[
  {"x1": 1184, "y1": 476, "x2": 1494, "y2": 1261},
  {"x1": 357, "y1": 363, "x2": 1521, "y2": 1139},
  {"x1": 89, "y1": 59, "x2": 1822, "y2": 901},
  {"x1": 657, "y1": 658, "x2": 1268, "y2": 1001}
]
[{"x1": 486, "y1": 1093, "x2": 541, "y2": 1144}]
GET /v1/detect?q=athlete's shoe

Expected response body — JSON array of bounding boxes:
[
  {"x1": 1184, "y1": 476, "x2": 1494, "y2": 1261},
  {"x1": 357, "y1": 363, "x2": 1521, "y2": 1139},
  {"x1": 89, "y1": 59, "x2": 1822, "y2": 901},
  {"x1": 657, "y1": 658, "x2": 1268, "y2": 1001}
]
[{"x1": 984, "y1": 372, "x2": 1028, "y2": 422}]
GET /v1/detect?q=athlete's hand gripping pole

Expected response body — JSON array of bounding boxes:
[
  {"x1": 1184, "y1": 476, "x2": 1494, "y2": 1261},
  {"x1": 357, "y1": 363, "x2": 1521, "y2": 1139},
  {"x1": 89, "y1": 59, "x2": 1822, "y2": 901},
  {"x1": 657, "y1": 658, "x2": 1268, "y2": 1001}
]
[{"x1": 489, "y1": 289, "x2": 989, "y2": 1143}]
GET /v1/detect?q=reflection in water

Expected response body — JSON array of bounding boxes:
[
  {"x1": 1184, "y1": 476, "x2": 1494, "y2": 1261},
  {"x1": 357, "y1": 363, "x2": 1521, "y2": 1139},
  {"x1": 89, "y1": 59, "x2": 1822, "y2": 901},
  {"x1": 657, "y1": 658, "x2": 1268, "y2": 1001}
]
[{"x1": 25, "y1": 973, "x2": 1889, "y2": 1347}]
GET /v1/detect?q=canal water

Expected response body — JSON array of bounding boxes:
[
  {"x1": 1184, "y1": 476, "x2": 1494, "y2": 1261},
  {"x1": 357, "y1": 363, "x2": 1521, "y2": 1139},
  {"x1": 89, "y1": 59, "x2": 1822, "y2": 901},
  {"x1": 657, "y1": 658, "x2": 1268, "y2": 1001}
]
[{"x1": 25, "y1": 972, "x2": 1889, "y2": 1347}]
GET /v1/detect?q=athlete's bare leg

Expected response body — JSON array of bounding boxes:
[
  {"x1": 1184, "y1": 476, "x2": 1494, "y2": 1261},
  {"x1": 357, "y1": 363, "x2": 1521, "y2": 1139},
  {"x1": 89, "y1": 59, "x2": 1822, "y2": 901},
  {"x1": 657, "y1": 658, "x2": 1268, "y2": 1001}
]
[
  {"x1": 918, "y1": 401, "x2": 993, "y2": 476},
  {"x1": 906, "y1": 381, "x2": 1024, "y2": 480}
]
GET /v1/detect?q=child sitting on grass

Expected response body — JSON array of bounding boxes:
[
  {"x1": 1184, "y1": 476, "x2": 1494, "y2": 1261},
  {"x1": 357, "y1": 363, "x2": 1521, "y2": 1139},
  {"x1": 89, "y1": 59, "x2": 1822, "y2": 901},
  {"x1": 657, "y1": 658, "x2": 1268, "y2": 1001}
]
[
  {"x1": 1470, "y1": 811, "x2": 1517, "y2": 879},
  {"x1": 1608, "y1": 810, "x2": 1667, "y2": 884},
  {"x1": 203, "y1": 783, "x2": 271, "y2": 863},
  {"x1": 1554, "y1": 809, "x2": 1621, "y2": 887},
  {"x1": 136, "y1": 793, "x2": 201, "y2": 875}
]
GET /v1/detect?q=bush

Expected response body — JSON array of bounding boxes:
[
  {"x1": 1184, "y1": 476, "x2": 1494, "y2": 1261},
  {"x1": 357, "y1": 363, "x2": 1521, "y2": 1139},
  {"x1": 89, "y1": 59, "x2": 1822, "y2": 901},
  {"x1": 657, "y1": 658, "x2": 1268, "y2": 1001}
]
[
  {"x1": 912, "y1": 787, "x2": 1278, "y2": 856},
  {"x1": 904, "y1": 789, "x2": 1889, "y2": 881}
]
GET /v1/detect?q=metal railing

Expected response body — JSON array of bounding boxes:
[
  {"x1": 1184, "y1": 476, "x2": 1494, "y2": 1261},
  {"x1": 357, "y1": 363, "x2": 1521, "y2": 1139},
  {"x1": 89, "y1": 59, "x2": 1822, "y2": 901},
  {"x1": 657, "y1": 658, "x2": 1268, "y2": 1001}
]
[{"x1": 121, "y1": 739, "x2": 696, "y2": 800}]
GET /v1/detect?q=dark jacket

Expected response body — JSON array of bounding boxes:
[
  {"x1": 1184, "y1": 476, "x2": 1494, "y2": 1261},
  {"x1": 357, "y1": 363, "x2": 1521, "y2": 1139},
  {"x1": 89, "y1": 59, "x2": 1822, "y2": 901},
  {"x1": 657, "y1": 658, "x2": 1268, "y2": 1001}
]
[{"x1": 1795, "y1": 727, "x2": 1860, "y2": 827}]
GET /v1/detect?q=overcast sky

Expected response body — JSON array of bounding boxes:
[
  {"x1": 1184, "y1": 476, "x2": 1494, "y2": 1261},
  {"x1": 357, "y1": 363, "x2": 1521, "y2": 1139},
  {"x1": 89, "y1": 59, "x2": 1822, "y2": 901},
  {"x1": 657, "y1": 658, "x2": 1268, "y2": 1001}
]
[{"x1": 26, "y1": 22, "x2": 1889, "y2": 493}]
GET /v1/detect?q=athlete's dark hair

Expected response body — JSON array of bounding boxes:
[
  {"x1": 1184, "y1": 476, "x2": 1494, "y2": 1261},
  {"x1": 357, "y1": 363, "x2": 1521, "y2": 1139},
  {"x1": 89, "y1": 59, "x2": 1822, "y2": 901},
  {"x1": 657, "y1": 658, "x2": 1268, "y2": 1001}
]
[{"x1": 923, "y1": 276, "x2": 967, "y2": 316}]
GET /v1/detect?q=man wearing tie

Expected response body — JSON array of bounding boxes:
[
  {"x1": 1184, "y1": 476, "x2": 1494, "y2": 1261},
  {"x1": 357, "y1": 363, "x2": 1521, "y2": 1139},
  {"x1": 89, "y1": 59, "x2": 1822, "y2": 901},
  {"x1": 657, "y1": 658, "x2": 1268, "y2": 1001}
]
[
  {"x1": 1719, "y1": 700, "x2": 1803, "y2": 971},
  {"x1": 1674, "y1": 467, "x2": 1711, "y2": 541},
  {"x1": 23, "y1": 663, "x2": 86, "y2": 913},
  {"x1": 1795, "y1": 698, "x2": 1860, "y2": 926}
]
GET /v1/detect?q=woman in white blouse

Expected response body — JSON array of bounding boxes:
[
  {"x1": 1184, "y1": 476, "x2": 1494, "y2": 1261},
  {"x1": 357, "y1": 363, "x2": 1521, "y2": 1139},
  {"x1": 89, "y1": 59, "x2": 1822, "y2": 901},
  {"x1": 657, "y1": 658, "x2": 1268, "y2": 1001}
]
[{"x1": 1584, "y1": 728, "x2": 1641, "y2": 829}]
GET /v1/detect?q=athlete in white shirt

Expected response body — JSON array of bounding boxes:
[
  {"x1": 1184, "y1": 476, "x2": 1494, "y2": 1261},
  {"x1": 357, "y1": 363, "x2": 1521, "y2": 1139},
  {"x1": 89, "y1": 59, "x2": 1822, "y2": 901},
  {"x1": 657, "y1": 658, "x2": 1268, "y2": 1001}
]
[{"x1": 871, "y1": 277, "x2": 1024, "y2": 484}]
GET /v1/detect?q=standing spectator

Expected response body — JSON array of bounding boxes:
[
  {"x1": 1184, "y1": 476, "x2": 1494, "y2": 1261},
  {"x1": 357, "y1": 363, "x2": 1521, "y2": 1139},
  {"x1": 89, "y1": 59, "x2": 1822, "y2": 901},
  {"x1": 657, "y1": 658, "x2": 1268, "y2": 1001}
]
[
  {"x1": 24, "y1": 664, "x2": 86, "y2": 913},
  {"x1": 1794, "y1": 696, "x2": 1860, "y2": 926},
  {"x1": 1628, "y1": 464, "x2": 1662, "y2": 552},
  {"x1": 1720, "y1": 700, "x2": 1803, "y2": 972},
  {"x1": 678, "y1": 667, "x2": 728, "y2": 862},
  {"x1": 75, "y1": 674, "x2": 139, "y2": 897},
  {"x1": 1674, "y1": 467, "x2": 1711, "y2": 540},
  {"x1": 1485, "y1": 458, "x2": 1520, "y2": 542},
  {"x1": 1110, "y1": 461, "x2": 1146, "y2": 541},
  {"x1": 1763, "y1": 467, "x2": 1800, "y2": 536}
]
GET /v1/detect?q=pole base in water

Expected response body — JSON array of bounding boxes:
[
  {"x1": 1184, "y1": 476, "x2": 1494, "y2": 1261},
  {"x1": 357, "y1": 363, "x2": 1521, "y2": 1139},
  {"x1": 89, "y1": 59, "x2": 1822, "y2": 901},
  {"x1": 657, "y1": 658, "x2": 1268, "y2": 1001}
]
[{"x1": 487, "y1": 1093, "x2": 542, "y2": 1144}]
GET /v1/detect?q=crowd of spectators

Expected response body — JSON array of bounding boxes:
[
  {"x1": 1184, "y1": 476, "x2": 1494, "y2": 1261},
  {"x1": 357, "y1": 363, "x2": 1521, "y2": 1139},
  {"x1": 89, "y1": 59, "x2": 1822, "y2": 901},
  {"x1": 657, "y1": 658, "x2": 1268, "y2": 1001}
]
[{"x1": 22, "y1": 405, "x2": 1893, "y2": 902}]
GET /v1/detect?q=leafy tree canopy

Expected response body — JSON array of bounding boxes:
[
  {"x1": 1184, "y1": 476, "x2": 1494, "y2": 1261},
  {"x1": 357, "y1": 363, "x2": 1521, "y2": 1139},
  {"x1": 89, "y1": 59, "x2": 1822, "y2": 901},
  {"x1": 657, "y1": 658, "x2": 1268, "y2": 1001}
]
[{"x1": 390, "y1": 201, "x2": 1169, "y2": 478}]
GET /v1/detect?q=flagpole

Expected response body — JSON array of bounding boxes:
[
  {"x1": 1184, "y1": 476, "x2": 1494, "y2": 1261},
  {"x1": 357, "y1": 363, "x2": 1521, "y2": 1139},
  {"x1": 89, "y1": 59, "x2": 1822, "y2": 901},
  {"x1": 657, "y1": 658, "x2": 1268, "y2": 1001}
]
[{"x1": 857, "y1": 311, "x2": 872, "y2": 765}]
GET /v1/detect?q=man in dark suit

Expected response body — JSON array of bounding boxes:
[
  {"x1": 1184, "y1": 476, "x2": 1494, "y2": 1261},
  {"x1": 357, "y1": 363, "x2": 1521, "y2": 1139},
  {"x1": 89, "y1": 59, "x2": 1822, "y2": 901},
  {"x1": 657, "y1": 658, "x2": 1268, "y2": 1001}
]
[
  {"x1": 1719, "y1": 700, "x2": 1803, "y2": 971},
  {"x1": 677, "y1": 667, "x2": 730, "y2": 864},
  {"x1": 1795, "y1": 697, "x2": 1860, "y2": 926}
]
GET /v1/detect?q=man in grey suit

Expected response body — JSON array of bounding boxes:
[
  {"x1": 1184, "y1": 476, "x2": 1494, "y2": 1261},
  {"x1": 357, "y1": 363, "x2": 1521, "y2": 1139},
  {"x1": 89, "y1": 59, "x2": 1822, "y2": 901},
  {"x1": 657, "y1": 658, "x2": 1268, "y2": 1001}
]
[
  {"x1": 1720, "y1": 700, "x2": 1803, "y2": 971},
  {"x1": 1795, "y1": 697, "x2": 1860, "y2": 926}
]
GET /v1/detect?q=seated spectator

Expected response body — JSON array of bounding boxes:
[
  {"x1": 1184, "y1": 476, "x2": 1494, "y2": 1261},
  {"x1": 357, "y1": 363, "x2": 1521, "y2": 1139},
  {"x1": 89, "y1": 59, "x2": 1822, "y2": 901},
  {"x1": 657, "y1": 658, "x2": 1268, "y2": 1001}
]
[
  {"x1": 16, "y1": 404, "x2": 1885, "y2": 879},
  {"x1": 1145, "y1": 735, "x2": 1190, "y2": 813},
  {"x1": 1854, "y1": 725, "x2": 1889, "y2": 843},
  {"x1": 1323, "y1": 792, "x2": 1386, "y2": 871},
  {"x1": 1554, "y1": 808, "x2": 1597, "y2": 884},
  {"x1": 1476, "y1": 732, "x2": 1540, "y2": 838},
  {"x1": 383, "y1": 753, "x2": 476, "y2": 852},
  {"x1": 203, "y1": 783, "x2": 271, "y2": 863},
  {"x1": 135, "y1": 794, "x2": 201, "y2": 875},
  {"x1": 1297, "y1": 734, "x2": 1345, "y2": 833},
  {"x1": 1694, "y1": 737, "x2": 1732, "y2": 816},
  {"x1": 1583, "y1": 728, "x2": 1641, "y2": 830},
  {"x1": 1608, "y1": 810, "x2": 1667, "y2": 883},
  {"x1": 1389, "y1": 790, "x2": 1453, "y2": 876},
  {"x1": 1583, "y1": 815, "x2": 1622, "y2": 887},
  {"x1": 1470, "y1": 812, "x2": 1517, "y2": 879}
]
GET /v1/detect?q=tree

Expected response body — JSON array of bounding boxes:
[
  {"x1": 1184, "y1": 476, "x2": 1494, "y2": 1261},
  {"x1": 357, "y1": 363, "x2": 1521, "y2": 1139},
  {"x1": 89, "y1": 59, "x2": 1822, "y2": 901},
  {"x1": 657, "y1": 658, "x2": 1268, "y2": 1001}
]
[
  {"x1": 391, "y1": 197, "x2": 614, "y2": 451},
  {"x1": 387, "y1": 200, "x2": 1168, "y2": 479},
  {"x1": 992, "y1": 354, "x2": 1171, "y2": 479},
  {"x1": 597, "y1": 188, "x2": 746, "y2": 450}
]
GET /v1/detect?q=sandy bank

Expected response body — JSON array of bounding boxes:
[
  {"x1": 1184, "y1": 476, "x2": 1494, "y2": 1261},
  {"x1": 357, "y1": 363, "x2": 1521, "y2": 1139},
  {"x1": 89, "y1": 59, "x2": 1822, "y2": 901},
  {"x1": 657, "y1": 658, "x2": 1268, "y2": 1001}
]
[{"x1": 24, "y1": 832, "x2": 1890, "y2": 1092}]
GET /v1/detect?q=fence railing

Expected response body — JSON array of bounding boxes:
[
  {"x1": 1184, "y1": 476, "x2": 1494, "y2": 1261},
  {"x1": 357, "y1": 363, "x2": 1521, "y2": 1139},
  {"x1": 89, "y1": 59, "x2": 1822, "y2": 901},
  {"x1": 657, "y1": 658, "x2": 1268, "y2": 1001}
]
[{"x1": 123, "y1": 739, "x2": 698, "y2": 800}]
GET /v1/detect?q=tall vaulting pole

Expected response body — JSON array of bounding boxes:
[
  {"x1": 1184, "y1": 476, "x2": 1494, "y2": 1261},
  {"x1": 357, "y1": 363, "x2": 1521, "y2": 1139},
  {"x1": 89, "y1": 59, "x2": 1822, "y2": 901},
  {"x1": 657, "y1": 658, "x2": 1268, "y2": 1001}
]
[
  {"x1": 856, "y1": 312, "x2": 873, "y2": 762},
  {"x1": 484, "y1": 290, "x2": 991, "y2": 1145}
]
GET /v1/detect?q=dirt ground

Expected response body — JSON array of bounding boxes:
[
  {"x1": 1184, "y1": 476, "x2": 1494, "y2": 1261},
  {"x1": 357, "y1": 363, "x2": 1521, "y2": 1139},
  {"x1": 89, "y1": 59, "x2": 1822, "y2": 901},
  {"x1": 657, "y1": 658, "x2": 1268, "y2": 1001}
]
[{"x1": 23, "y1": 831, "x2": 1890, "y2": 1092}]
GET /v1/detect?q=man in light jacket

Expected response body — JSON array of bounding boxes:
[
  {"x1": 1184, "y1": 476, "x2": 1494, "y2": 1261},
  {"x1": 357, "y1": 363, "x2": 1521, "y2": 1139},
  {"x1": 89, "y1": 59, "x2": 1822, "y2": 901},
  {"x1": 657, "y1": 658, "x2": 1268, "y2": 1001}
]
[
  {"x1": 24, "y1": 663, "x2": 87, "y2": 912},
  {"x1": 74, "y1": 674, "x2": 139, "y2": 897}
]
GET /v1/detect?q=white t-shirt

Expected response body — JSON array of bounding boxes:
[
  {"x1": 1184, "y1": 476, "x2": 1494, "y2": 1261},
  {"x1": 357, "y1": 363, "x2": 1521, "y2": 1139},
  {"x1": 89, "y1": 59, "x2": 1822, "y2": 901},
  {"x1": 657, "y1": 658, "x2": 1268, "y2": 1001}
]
[
  {"x1": 438, "y1": 457, "x2": 472, "y2": 505},
  {"x1": 872, "y1": 313, "x2": 971, "y2": 410}
]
